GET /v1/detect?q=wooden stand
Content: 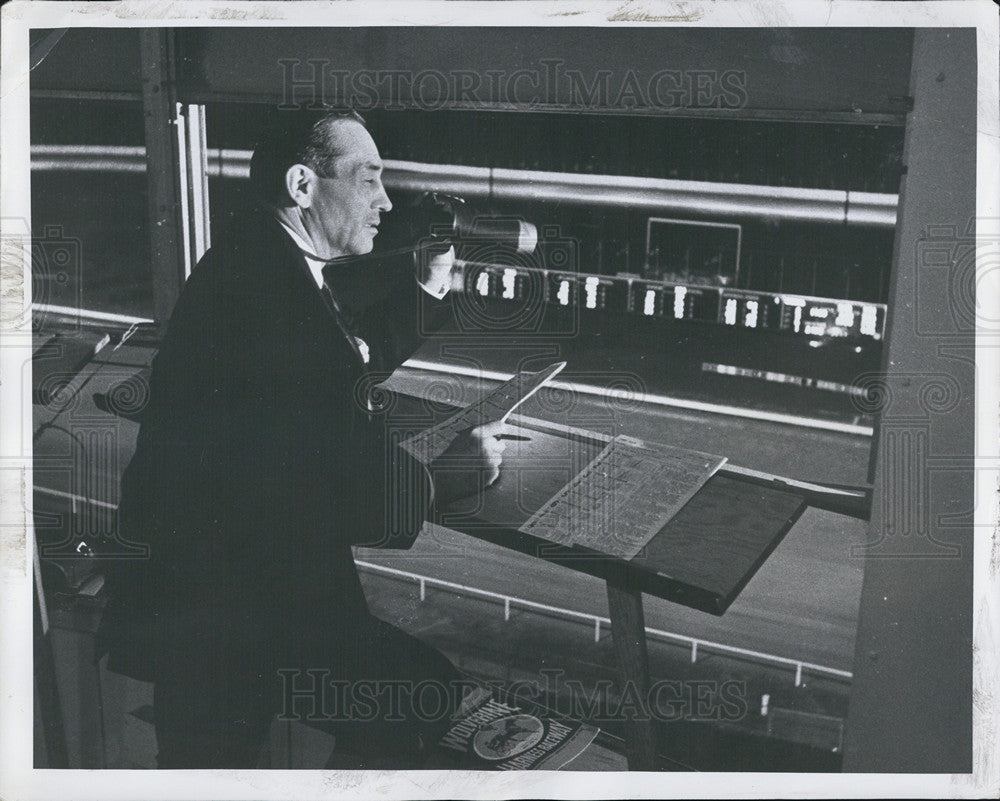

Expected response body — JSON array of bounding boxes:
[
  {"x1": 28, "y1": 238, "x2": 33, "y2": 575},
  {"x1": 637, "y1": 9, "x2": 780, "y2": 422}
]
[{"x1": 423, "y1": 410, "x2": 814, "y2": 770}]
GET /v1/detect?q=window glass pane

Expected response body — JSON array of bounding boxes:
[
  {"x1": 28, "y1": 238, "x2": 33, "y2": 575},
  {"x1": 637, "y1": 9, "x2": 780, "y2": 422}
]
[
  {"x1": 31, "y1": 171, "x2": 153, "y2": 318},
  {"x1": 30, "y1": 99, "x2": 153, "y2": 319}
]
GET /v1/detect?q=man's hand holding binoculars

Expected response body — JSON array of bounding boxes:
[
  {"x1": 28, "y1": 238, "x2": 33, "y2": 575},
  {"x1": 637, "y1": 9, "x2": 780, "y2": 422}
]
[{"x1": 416, "y1": 243, "x2": 456, "y2": 298}]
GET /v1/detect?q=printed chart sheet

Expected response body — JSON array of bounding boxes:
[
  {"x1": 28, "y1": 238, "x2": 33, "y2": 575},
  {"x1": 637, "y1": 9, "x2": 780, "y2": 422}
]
[{"x1": 519, "y1": 435, "x2": 727, "y2": 560}]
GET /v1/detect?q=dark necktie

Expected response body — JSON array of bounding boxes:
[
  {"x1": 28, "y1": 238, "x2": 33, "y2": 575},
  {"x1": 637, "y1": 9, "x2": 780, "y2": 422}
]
[
  {"x1": 320, "y1": 282, "x2": 368, "y2": 366},
  {"x1": 320, "y1": 282, "x2": 377, "y2": 418}
]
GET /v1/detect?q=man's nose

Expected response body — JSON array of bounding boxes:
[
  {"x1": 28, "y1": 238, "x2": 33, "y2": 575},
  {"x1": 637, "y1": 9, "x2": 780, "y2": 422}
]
[{"x1": 375, "y1": 181, "x2": 392, "y2": 213}]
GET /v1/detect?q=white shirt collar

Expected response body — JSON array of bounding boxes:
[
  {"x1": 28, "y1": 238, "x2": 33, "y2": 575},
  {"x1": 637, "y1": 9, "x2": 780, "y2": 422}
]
[{"x1": 276, "y1": 217, "x2": 327, "y2": 289}]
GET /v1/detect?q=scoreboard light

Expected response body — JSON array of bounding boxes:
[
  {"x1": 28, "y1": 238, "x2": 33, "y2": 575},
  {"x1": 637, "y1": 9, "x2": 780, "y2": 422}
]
[
  {"x1": 673, "y1": 286, "x2": 687, "y2": 319},
  {"x1": 501, "y1": 268, "x2": 518, "y2": 299},
  {"x1": 801, "y1": 300, "x2": 862, "y2": 337},
  {"x1": 673, "y1": 284, "x2": 713, "y2": 322},
  {"x1": 457, "y1": 262, "x2": 886, "y2": 341},
  {"x1": 644, "y1": 289, "x2": 657, "y2": 315},
  {"x1": 629, "y1": 281, "x2": 665, "y2": 317},
  {"x1": 585, "y1": 276, "x2": 618, "y2": 310},
  {"x1": 475, "y1": 271, "x2": 491, "y2": 297},
  {"x1": 720, "y1": 293, "x2": 765, "y2": 329},
  {"x1": 468, "y1": 263, "x2": 541, "y2": 303},
  {"x1": 548, "y1": 273, "x2": 578, "y2": 307},
  {"x1": 724, "y1": 297, "x2": 738, "y2": 325},
  {"x1": 770, "y1": 296, "x2": 885, "y2": 339},
  {"x1": 860, "y1": 304, "x2": 879, "y2": 337}
]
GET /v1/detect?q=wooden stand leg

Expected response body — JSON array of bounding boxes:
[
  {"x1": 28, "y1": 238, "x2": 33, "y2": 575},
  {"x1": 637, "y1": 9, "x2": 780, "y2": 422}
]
[{"x1": 605, "y1": 580, "x2": 658, "y2": 770}]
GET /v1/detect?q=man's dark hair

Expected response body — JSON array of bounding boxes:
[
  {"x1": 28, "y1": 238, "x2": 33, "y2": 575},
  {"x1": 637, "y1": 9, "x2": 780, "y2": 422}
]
[{"x1": 249, "y1": 109, "x2": 367, "y2": 207}]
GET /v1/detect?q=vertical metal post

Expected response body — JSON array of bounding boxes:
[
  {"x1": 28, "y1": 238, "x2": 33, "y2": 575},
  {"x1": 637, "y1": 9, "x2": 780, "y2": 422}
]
[
  {"x1": 139, "y1": 30, "x2": 187, "y2": 326},
  {"x1": 180, "y1": 103, "x2": 211, "y2": 271}
]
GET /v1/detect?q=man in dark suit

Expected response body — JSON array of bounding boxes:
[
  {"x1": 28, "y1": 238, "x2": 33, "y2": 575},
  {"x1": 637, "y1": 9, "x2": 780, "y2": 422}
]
[{"x1": 100, "y1": 109, "x2": 504, "y2": 768}]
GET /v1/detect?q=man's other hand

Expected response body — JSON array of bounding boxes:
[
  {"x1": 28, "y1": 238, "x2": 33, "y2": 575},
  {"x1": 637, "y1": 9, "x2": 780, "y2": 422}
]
[
  {"x1": 430, "y1": 421, "x2": 507, "y2": 504},
  {"x1": 416, "y1": 244, "x2": 455, "y2": 299}
]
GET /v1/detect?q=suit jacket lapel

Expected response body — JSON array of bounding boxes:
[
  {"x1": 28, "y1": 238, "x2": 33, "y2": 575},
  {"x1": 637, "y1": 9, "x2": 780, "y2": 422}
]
[{"x1": 263, "y1": 215, "x2": 367, "y2": 372}]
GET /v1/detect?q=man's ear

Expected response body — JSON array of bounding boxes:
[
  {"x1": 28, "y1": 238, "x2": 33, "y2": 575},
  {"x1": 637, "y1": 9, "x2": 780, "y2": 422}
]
[{"x1": 284, "y1": 164, "x2": 314, "y2": 209}]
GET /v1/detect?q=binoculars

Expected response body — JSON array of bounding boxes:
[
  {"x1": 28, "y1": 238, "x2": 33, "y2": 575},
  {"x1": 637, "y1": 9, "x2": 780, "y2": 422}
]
[{"x1": 384, "y1": 192, "x2": 538, "y2": 256}]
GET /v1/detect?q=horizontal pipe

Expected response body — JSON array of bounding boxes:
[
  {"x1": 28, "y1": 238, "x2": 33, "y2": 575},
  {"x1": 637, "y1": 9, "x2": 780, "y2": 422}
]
[
  {"x1": 30, "y1": 144, "x2": 146, "y2": 173},
  {"x1": 488, "y1": 166, "x2": 842, "y2": 223},
  {"x1": 396, "y1": 160, "x2": 897, "y2": 227},
  {"x1": 31, "y1": 302, "x2": 154, "y2": 326},
  {"x1": 846, "y1": 190, "x2": 898, "y2": 227},
  {"x1": 31, "y1": 145, "x2": 898, "y2": 228},
  {"x1": 382, "y1": 158, "x2": 492, "y2": 202}
]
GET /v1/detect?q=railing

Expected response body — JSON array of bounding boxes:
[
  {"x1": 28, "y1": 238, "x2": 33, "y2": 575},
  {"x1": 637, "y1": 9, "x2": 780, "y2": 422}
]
[{"x1": 355, "y1": 560, "x2": 853, "y2": 688}]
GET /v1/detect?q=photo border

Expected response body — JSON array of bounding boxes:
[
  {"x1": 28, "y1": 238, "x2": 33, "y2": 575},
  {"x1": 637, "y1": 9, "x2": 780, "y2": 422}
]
[{"x1": 2, "y1": 2, "x2": 997, "y2": 798}]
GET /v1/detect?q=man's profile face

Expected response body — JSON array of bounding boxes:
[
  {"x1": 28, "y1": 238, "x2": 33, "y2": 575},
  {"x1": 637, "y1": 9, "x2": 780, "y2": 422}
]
[{"x1": 304, "y1": 119, "x2": 392, "y2": 258}]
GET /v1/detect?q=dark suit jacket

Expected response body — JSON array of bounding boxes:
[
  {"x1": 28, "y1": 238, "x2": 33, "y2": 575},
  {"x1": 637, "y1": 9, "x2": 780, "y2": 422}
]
[{"x1": 100, "y1": 208, "x2": 450, "y2": 682}]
